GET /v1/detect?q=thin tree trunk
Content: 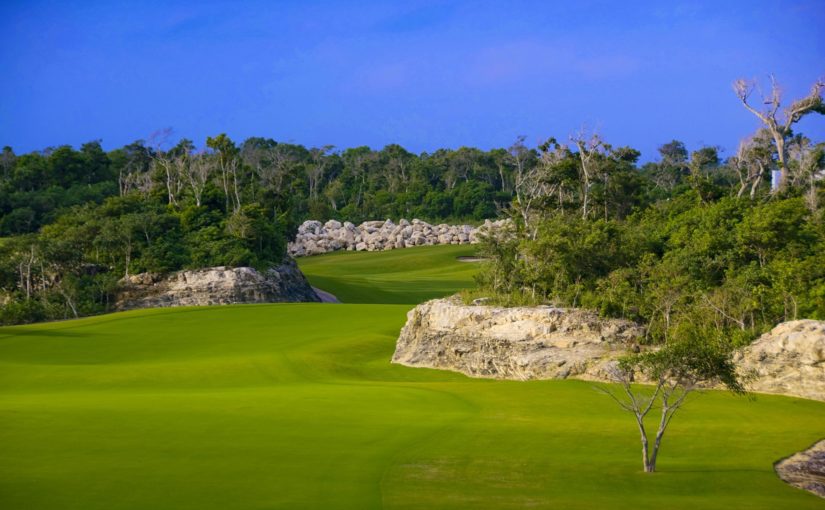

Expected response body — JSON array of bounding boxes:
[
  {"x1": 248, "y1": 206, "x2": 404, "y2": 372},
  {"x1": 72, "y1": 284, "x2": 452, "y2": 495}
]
[
  {"x1": 648, "y1": 406, "x2": 670, "y2": 472},
  {"x1": 637, "y1": 417, "x2": 651, "y2": 472},
  {"x1": 231, "y1": 160, "x2": 242, "y2": 212},
  {"x1": 59, "y1": 286, "x2": 79, "y2": 318},
  {"x1": 124, "y1": 240, "x2": 131, "y2": 278},
  {"x1": 774, "y1": 133, "x2": 787, "y2": 187}
]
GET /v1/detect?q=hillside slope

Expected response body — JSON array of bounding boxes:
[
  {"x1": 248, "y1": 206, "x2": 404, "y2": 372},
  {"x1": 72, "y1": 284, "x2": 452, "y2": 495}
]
[{"x1": 297, "y1": 244, "x2": 479, "y2": 303}]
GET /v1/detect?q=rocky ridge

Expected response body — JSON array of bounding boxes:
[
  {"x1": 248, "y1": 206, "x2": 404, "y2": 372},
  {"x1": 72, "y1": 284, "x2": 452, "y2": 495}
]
[
  {"x1": 116, "y1": 257, "x2": 320, "y2": 310},
  {"x1": 288, "y1": 218, "x2": 510, "y2": 257},
  {"x1": 392, "y1": 297, "x2": 825, "y2": 401},
  {"x1": 392, "y1": 296, "x2": 645, "y2": 382}
]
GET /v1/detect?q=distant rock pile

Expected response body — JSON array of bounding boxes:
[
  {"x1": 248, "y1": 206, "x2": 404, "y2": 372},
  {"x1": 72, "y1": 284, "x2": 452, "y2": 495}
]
[
  {"x1": 288, "y1": 218, "x2": 510, "y2": 257},
  {"x1": 116, "y1": 257, "x2": 320, "y2": 310},
  {"x1": 392, "y1": 296, "x2": 646, "y2": 382},
  {"x1": 393, "y1": 297, "x2": 825, "y2": 402}
]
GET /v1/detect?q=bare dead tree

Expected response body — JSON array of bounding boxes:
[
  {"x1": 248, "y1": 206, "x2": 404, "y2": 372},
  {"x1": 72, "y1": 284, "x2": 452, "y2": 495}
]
[
  {"x1": 264, "y1": 145, "x2": 297, "y2": 195},
  {"x1": 132, "y1": 171, "x2": 153, "y2": 196},
  {"x1": 307, "y1": 145, "x2": 334, "y2": 201},
  {"x1": 733, "y1": 76, "x2": 825, "y2": 189},
  {"x1": 510, "y1": 137, "x2": 561, "y2": 239},
  {"x1": 148, "y1": 129, "x2": 180, "y2": 206},
  {"x1": 119, "y1": 159, "x2": 138, "y2": 196},
  {"x1": 170, "y1": 154, "x2": 191, "y2": 206},
  {"x1": 240, "y1": 143, "x2": 265, "y2": 202},
  {"x1": 17, "y1": 243, "x2": 38, "y2": 300},
  {"x1": 732, "y1": 130, "x2": 773, "y2": 199},
  {"x1": 508, "y1": 136, "x2": 529, "y2": 188},
  {"x1": 228, "y1": 157, "x2": 242, "y2": 213},
  {"x1": 787, "y1": 136, "x2": 824, "y2": 212},
  {"x1": 119, "y1": 147, "x2": 152, "y2": 197},
  {"x1": 572, "y1": 131, "x2": 607, "y2": 219},
  {"x1": 341, "y1": 149, "x2": 374, "y2": 209},
  {"x1": 186, "y1": 152, "x2": 213, "y2": 207},
  {"x1": 390, "y1": 156, "x2": 408, "y2": 193},
  {"x1": 53, "y1": 277, "x2": 79, "y2": 319}
]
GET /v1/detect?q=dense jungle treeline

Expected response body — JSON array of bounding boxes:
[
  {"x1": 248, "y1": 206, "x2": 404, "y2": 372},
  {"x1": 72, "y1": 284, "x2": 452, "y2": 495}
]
[
  {"x1": 0, "y1": 134, "x2": 569, "y2": 323},
  {"x1": 473, "y1": 78, "x2": 825, "y2": 345},
  {"x1": 0, "y1": 135, "x2": 520, "y2": 239},
  {"x1": 1, "y1": 79, "x2": 823, "y2": 327}
]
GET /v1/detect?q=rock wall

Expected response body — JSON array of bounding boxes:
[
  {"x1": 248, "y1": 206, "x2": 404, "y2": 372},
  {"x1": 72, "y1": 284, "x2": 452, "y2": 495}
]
[
  {"x1": 734, "y1": 320, "x2": 825, "y2": 401},
  {"x1": 392, "y1": 297, "x2": 645, "y2": 382},
  {"x1": 116, "y1": 257, "x2": 320, "y2": 310},
  {"x1": 288, "y1": 218, "x2": 510, "y2": 257},
  {"x1": 393, "y1": 298, "x2": 825, "y2": 401}
]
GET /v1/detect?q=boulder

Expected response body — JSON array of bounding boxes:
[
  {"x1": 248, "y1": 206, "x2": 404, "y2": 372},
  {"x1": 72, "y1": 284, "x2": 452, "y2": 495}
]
[
  {"x1": 734, "y1": 320, "x2": 825, "y2": 401},
  {"x1": 116, "y1": 257, "x2": 320, "y2": 310},
  {"x1": 393, "y1": 299, "x2": 825, "y2": 401},
  {"x1": 392, "y1": 297, "x2": 644, "y2": 381},
  {"x1": 775, "y1": 439, "x2": 825, "y2": 498}
]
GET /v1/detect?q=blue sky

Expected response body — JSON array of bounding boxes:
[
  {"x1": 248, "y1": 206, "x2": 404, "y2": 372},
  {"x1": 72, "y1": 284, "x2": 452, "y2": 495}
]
[{"x1": 1, "y1": 0, "x2": 823, "y2": 160}]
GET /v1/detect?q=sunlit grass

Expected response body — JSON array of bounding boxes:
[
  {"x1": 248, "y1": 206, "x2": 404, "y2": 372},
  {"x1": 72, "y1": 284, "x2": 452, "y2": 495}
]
[{"x1": 1, "y1": 246, "x2": 823, "y2": 509}]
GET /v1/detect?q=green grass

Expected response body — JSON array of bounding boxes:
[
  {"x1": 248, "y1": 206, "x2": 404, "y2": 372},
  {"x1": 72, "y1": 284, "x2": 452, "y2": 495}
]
[
  {"x1": 1, "y1": 245, "x2": 824, "y2": 509},
  {"x1": 297, "y1": 244, "x2": 480, "y2": 303}
]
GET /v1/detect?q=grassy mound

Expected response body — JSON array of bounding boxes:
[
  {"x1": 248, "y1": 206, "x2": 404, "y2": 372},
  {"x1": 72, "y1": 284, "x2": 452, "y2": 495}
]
[
  {"x1": 297, "y1": 244, "x2": 479, "y2": 303},
  {"x1": 1, "y1": 246, "x2": 824, "y2": 509}
]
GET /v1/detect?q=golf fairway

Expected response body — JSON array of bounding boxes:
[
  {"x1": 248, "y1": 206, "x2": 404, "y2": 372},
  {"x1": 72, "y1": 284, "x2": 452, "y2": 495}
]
[{"x1": 1, "y1": 247, "x2": 823, "y2": 509}]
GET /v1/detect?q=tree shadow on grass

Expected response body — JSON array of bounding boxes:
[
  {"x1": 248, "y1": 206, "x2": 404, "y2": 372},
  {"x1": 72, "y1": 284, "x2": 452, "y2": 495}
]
[
  {"x1": 661, "y1": 468, "x2": 767, "y2": 473},
  {"x1": 0, "y1": 328, "x2": 87, "y2": 339}
]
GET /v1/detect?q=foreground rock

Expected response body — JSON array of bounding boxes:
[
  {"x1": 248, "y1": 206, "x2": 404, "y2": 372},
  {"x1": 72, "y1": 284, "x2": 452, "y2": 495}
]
[
  {"x1": 116, "y1": 257, "x2": 320, "y2": 310},
  {"x1": 392, "y1": 297, "x2": 645, "y2": 381},
  {"x1": 393, "y1": 298, "x2": 825, "y2": 401},
  {"x1": 776, "y1": 440, "x2": 825, "y2": 499},
  {"x1": 734, "y1": 320, "x2": 825, "y2": 401},
  {"x1": 288, "y1": 218, "x2": 510, "y2": 256},
  {"x1": 312, "y1": 287, "x2": 340, "y2": 303}
]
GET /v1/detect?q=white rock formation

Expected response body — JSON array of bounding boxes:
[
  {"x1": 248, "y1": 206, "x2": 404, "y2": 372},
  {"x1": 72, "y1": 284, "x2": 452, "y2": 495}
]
[
  {"x1": 288, "y1": 218, "x2": 510, "y2": 256},
  {"x1": 116, "y1": 257, "x2": 320, "y2": 310},
  {"x1": 393, "y1": 298, "x2": 825, "y2": 401},
  {"x1": 734, "y1": 320, "x2": 825, "y2": 401},
  {"x1": 392, "y1": 297, "x2": 645, "y2": 381}
]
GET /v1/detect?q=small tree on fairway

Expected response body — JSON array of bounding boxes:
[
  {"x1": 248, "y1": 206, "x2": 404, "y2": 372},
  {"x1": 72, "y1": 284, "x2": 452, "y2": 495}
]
[{"x1": 600, "y1": 327, "x2": 745, "y2": 473}]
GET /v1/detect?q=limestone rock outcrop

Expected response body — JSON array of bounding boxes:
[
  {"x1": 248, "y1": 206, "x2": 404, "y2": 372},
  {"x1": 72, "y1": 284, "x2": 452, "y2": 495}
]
[
  {"x1": 775, "y1": 439, "x2": 825, "y2": 499},
  {"x1": 393, "y1": 298, "x2": 825, "y2": 401},
  {"x1": 392, "y1": 297, "x2": 645, "y2": 381},
  {"x1": 116, "y1": 257, "x2": 320, "y2": 310},
  {"x1": 288, "y1": 218, "x2": 510, "y2": 257},
  {"x1": 734, "y1": 320, "x2": 825, "y2": 401}
]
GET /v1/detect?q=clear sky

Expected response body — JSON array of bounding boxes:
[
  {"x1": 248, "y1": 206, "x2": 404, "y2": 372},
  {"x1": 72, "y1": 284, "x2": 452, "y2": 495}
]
[{"x1": 1, "y1": 0, "x2": 823, "y2": 160}]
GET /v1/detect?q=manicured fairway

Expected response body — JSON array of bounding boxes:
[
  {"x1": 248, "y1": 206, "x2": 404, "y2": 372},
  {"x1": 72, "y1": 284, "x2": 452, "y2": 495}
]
[
  {"x1": 297, "y1": 244, "x2": 480, "y2": 303},
  {"x1": 1, "y1": 246, "x2": 824, "y2": 509}
]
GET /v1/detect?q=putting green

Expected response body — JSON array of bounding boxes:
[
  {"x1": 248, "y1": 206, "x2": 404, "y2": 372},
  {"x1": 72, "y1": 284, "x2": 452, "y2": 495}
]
[{"x1": 1, "y1": 247, "x2": 824, "y2": 509}]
